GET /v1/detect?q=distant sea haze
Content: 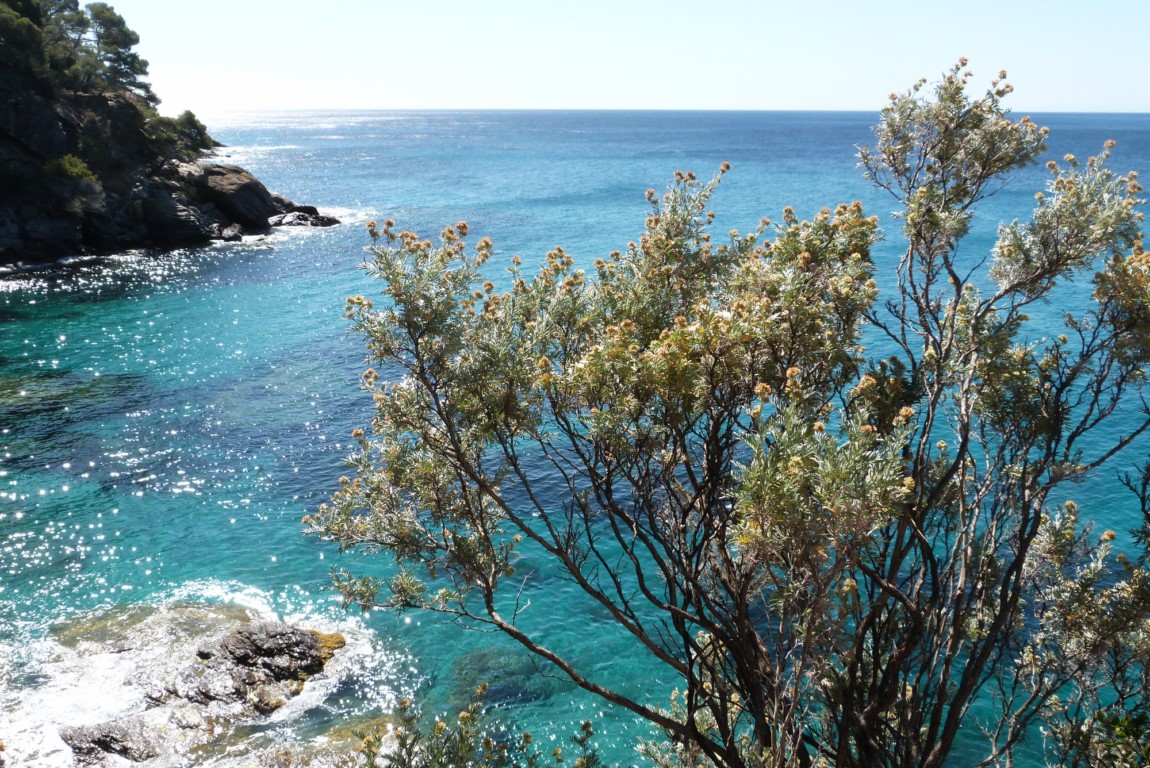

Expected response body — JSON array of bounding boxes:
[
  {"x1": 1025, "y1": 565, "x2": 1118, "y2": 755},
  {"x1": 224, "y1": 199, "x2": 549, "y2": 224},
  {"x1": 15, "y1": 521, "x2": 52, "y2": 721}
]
[{"x1": 2, "y1": 110, "x2": 1148, "y2": 765}]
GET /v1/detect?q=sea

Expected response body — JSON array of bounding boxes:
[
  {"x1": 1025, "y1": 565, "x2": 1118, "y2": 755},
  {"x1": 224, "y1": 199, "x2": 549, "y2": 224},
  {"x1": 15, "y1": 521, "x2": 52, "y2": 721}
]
[{"x1": 2, "y1": 110, "x2": 1149, "y2": 766}]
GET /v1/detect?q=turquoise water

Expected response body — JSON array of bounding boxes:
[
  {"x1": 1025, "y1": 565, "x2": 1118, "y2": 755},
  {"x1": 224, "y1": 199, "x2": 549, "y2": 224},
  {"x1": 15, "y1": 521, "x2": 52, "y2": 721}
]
[{"x1": 2, "y1": 110, "x2": 1149, "y2": 765}]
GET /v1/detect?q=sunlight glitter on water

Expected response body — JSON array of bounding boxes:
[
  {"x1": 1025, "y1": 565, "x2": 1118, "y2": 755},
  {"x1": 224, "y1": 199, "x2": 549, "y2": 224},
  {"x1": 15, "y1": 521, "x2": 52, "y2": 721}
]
[{"x1": 4, "y1": 110, "x2": 1149, "y2": 766}]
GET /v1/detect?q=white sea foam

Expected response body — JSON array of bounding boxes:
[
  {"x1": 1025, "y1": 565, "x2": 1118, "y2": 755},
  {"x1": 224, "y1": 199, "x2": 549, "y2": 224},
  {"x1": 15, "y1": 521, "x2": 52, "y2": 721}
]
[
  {"x1": 0, "y1": 581, "x2": 407, "y2": 767},
  {"x1": 317, "y1": 206, "x2": 375, "y2": 224},
  {"x1": 1, "y1": 631, "x2": 146, "y2": 766}
]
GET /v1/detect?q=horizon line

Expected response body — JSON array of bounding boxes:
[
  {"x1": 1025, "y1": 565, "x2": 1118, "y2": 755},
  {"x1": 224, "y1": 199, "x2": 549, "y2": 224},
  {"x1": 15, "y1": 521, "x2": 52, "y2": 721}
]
[{"x1": 185, "y1": 106, "x2": 1150, "y2": 116}]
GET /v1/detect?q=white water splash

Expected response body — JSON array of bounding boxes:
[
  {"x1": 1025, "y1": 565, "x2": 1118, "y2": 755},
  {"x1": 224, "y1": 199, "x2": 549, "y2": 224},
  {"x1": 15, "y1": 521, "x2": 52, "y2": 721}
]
[{"x1": 0, "y1": 581, "x2": 409, "y2": 767}]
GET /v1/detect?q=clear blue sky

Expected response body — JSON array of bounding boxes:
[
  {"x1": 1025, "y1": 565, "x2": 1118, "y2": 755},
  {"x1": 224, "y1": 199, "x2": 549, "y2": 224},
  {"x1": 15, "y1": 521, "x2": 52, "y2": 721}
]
[{"x1": 105, "y1": 0, "x2": 1149, "y2": 117}]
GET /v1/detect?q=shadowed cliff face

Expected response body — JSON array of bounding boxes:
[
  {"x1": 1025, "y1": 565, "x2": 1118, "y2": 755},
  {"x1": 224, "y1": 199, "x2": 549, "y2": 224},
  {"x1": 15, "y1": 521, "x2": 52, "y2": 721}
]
[
  {"x1": 0, "y1": 78, "x2": 338, "y2": 268},
  {"x1": 0, "y1": 1, "x2": 337, "y2": 270}
]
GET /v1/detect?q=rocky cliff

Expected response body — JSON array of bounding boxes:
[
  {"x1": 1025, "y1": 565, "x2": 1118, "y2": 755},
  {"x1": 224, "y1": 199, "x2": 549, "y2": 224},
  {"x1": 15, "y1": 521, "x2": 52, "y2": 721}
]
[
  {"x1": 0, "y1": 1, "x2": 337, "y2": 269},
  {"x1": 0, "y1": 80, "x2": 338, "y2": 269}
]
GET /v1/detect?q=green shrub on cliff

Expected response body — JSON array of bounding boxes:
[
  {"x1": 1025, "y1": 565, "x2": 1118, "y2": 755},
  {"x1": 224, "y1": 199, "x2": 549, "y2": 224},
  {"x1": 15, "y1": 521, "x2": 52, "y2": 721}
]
[
  {"x1": 42, "y1": 153, "x2": 96, "y2": 182},
  {"x1": 147, "y1": 110, "x2": 217, "y2": 167}
]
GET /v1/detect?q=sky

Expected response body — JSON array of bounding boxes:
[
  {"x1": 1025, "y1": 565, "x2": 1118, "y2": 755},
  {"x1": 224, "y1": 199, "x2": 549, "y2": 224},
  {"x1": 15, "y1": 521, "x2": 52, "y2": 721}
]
[{"x1": 98, "y1": 0, "x2": 1150, "y2": 118}]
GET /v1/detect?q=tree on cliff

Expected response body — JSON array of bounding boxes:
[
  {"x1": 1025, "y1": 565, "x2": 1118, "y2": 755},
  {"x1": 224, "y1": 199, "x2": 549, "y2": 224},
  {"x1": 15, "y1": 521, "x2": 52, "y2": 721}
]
[
  {"x1": 308, "y1": 63, "x2": 1150, "y2": 767},
  {"x1": 84, "y1": 2, "x2": 155, "y2": 103},
  {"x1": 2, "y1": 0, "x2": 207, "y2": 176},
  {"x1": 0, "y1": 0, "x2": 47, "y2": 82},
  {"x1": 40, "y1": 0, "x2": 93, "y2": 89},
  {"x1": 6, "y1": 0, "x2": 156, "y2": 103}
]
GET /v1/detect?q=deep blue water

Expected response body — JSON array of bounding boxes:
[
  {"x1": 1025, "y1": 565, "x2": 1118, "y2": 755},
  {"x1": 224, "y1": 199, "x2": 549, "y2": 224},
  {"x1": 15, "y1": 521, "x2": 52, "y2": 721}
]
[{"x1": 2, "y1": 110, "x2": 1149, "y2": 765}]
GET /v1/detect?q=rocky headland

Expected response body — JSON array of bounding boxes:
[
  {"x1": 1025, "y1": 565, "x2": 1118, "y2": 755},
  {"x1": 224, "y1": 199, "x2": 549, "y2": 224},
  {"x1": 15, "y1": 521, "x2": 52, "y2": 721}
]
[
  {"x1": 0, "y1": 88, "x2": 339, "y2": 270},
  {"x1": 0, "y1": 1, "x2": 338, "y2": 270}
]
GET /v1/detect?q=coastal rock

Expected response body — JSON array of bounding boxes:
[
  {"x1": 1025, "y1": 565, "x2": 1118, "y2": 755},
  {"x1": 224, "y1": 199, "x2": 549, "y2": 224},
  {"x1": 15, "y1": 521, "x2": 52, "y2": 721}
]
[
  {"x1": 268, "y1": 210, "x2": 341, "y2": 228},
  {"x1": 59, "y1": 719, "x2": 162, "y2": 766},
  {"x1": 199, "y1": 620, "x2": 334, "y2": 680},
  {"x1": 267, "y1": 199, "x2": 342, "y2": 228},
  {"x1": 0, "y1": 85, "x2": 70, "y2": 165},
  {"x1": 59, "y1": 706, "x2": 218, "y2": 767},
  {"x1": 46, "y1": 604, "x2": 347, "y2": 767},
  {"x1": 144, "y1": 620, "x2": 345, "y2": 719},
  {"x1": 139, "y1": 181, "x2": 215, "y2": 248},
  {"x1": 16, "y1": 205, "x2": 85, "y2": 257},
  {"x1": 136, "y1": 620, "x2": 345, "y2": 721},
  {"x1": 196, "y1": 164, "x2": 280, "y2": 231},
  {"x1": 0, "y1": 84, "x2": 340, "y2": 268},
  {"x1": 0, "y1": 210, "x2": 21, "y2": 256},
  {"x1": 219, "y1": 222, "x2": 245, "y2": 242}
]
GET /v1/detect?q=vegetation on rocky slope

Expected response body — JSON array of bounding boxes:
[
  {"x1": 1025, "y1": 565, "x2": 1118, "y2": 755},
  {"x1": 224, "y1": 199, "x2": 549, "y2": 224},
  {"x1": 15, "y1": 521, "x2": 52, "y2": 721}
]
[{"x1": 0, "y1": 0, "x2": 334, "y2": 266}]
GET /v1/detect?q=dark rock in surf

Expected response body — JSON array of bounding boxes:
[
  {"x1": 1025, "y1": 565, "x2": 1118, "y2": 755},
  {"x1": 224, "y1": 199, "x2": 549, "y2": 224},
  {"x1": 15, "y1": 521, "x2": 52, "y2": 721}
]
[
  {"x1": 145, "y1": 620, "x2": 346, "y2": 717},
  {"x1": 50, "y1": 604, "x2": 346, "y2": 767},
  {"x1": 59, "y1": 720, "x2": 161, "y2": 766},
  {"x1": 219, "y1": 222, "x2": 244, "y2": 242},
  {"x1": 269, "y1": 210, "x2": 341, "y2": 228},
  {"x1": 198, "y1": 620, "x2": 333, "y2": 681},
  {"x1": 195, "y1": 164, "x2": 280, "y2": 231}
]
